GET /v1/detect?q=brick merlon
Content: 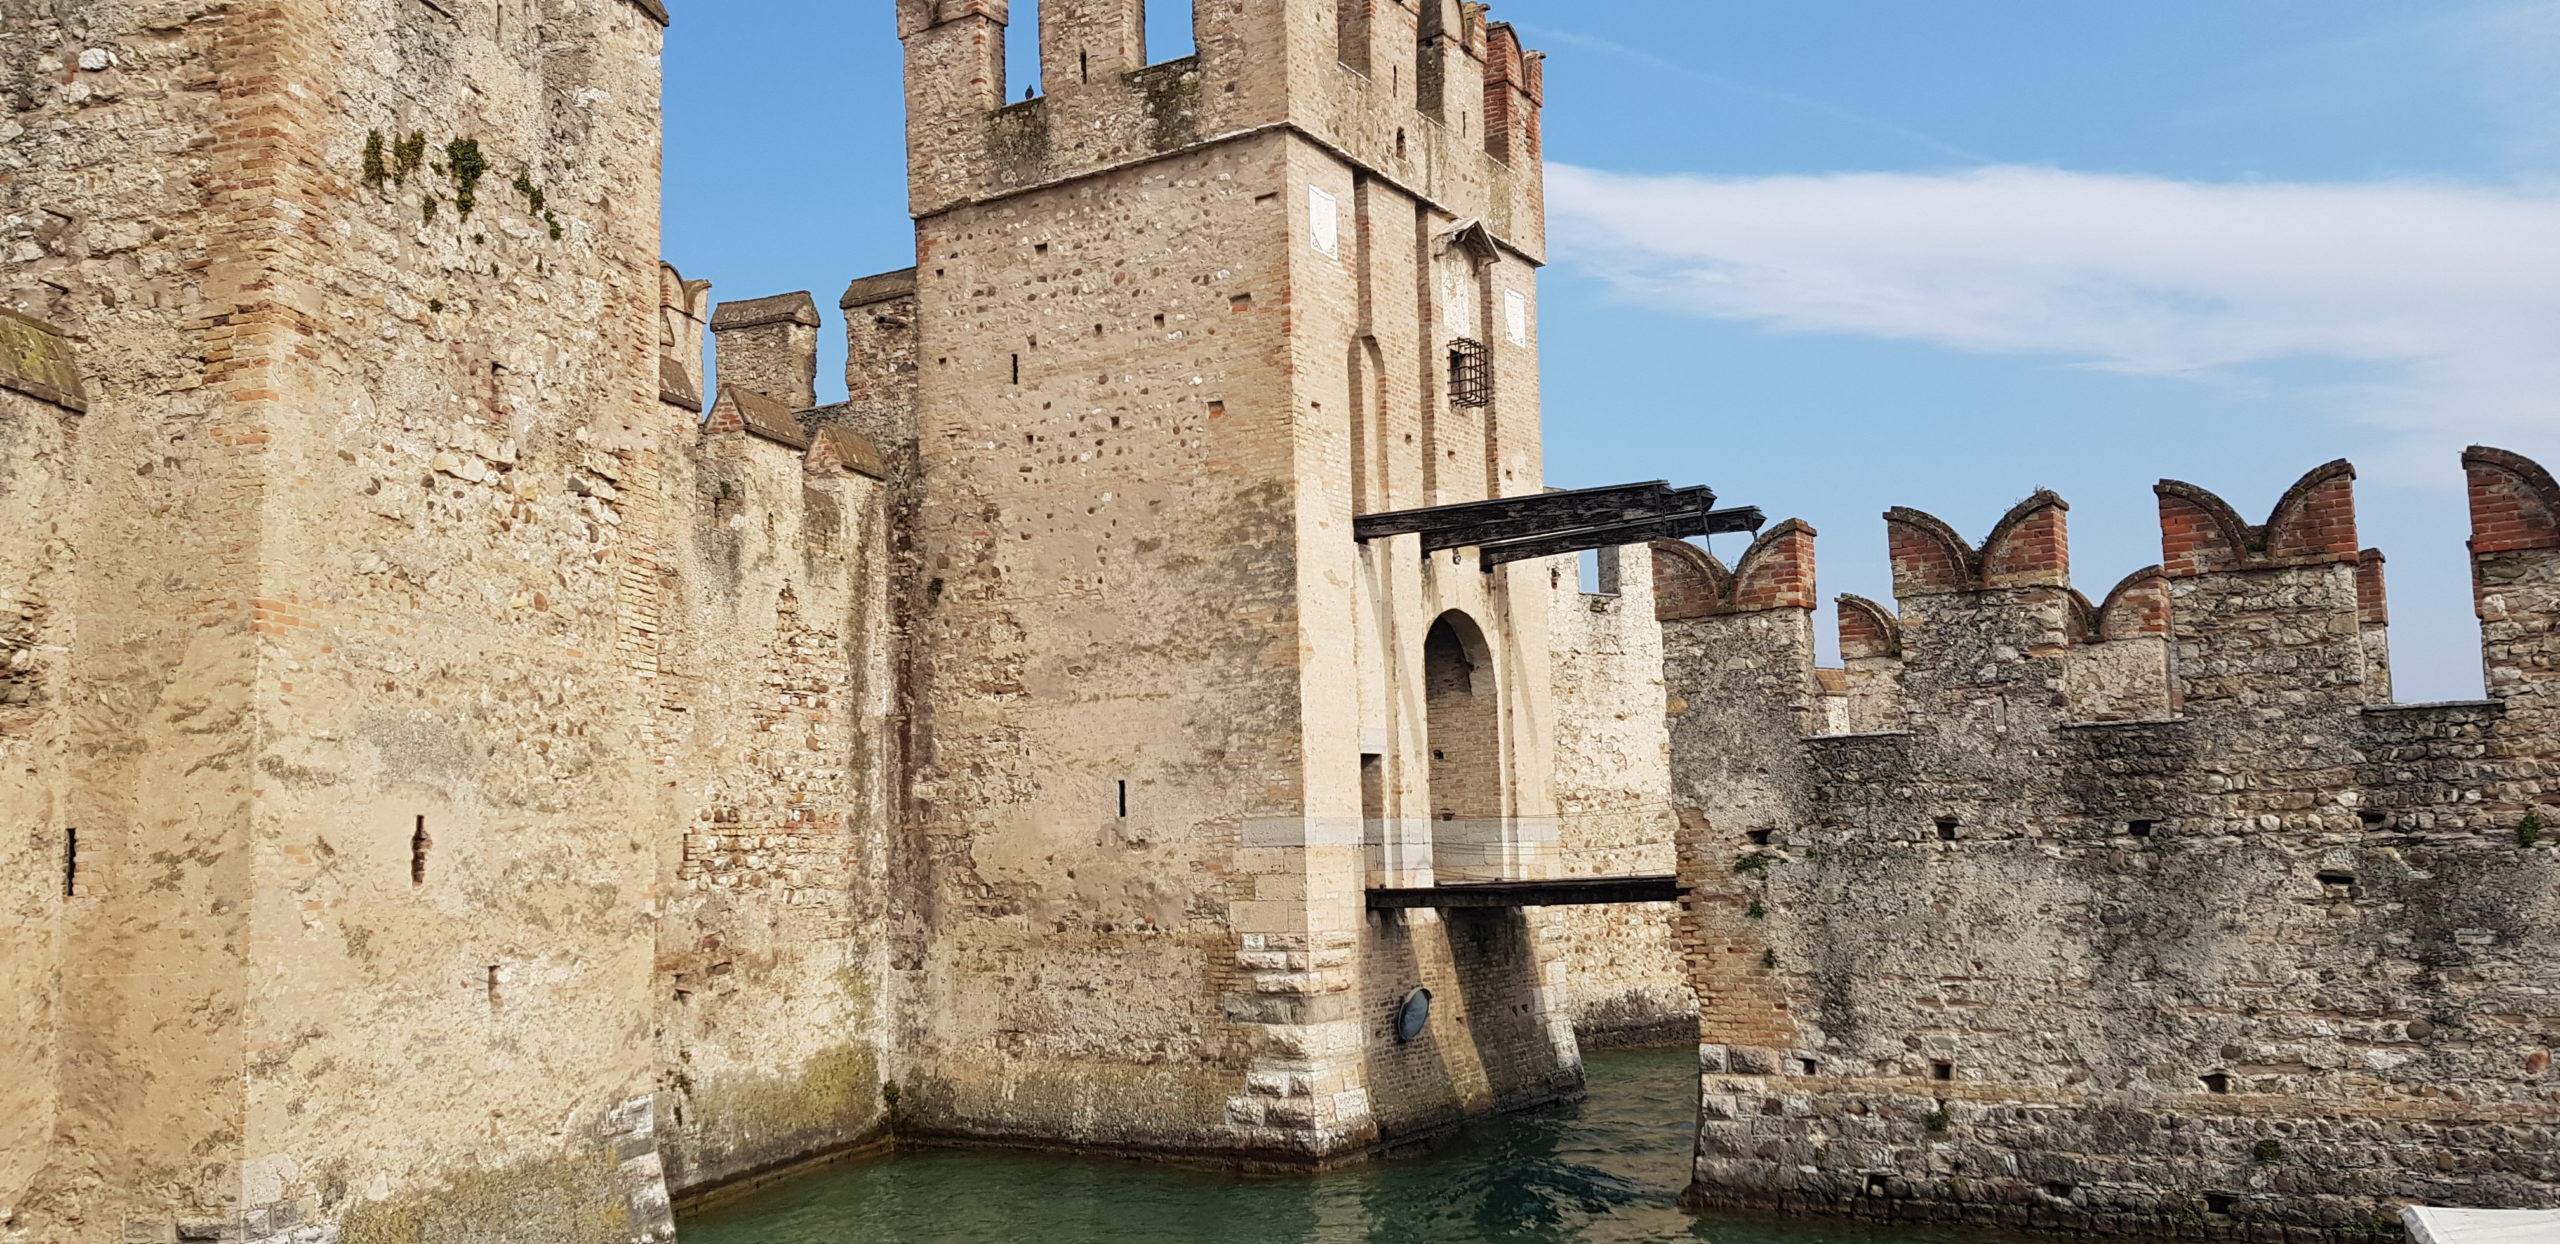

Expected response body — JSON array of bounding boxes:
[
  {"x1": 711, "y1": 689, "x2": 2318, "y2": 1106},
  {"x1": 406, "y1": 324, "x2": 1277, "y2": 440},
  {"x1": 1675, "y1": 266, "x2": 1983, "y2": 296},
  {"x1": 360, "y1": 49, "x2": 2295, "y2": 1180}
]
[
  {"x1": 1884, "y1": 507, "x2": 1978, "y2": 598},
  {"x1": 2465, "y1": 445, "x2": 2560, "y2": 554}
]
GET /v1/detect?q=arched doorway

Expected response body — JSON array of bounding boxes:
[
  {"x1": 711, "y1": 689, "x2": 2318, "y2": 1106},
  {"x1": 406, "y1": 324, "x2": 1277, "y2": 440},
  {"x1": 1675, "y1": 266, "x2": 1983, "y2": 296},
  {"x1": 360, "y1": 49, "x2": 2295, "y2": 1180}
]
[{"x1": 1423, "y1": 611, "x2": 1501, "y2": 837}]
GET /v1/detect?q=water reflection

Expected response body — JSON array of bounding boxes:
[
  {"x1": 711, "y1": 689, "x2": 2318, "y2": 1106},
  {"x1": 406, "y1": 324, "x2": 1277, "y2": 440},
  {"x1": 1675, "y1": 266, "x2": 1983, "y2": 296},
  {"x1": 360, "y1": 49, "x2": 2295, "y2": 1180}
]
[{"x1": 680, "y1": 1048, "x2": 1985, "y2": 1244}]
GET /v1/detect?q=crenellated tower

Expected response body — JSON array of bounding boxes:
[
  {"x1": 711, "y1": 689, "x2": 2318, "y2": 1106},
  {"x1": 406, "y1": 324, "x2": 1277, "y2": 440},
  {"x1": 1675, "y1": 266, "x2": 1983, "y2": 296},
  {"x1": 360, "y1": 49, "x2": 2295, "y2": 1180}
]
[{"x1": 891, "y1": 0, "x2": 1571, "y2": 1161}]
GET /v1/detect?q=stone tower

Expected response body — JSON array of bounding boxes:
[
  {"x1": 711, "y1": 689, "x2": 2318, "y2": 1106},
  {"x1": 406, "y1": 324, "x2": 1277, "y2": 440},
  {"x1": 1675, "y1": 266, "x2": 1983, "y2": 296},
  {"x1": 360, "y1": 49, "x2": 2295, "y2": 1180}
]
[
  {"x1": 893, "y1": 0, "x2": 1579, "y2": 1157},
  {"x1": 1, "y1": 1, "x2": 676, "y2": 1240}
]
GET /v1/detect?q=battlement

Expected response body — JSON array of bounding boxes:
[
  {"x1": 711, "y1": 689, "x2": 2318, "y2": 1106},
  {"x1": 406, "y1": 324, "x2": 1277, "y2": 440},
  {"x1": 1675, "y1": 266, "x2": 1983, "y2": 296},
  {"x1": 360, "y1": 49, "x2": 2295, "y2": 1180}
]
[
  {"x1": 2159, "y1": 459, "x2": 2360, "y2": 576},
  {"x1": 1644, "y1": 454, "x2": 2560, "y2": 730},
  {"x1": 1653, "y1": 521, "x2": 1818, "y2": 621},
  {"x1": 900, "y1": 0, "x2": 1545, "y2": 251},
  {"x1": 711, "y1": 290, "x2": 822, "y2": 411},
  {"x1": 660, "y1": 261, "x2": 712, "y2": 412}
]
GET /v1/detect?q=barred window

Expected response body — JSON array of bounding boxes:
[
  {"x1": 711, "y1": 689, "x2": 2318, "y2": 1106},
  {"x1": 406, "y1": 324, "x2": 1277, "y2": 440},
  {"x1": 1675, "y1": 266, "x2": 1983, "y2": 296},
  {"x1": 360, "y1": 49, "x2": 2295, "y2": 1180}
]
[{"x1": 1447, "y1": 337, "x2": 1491, "y2": 408}]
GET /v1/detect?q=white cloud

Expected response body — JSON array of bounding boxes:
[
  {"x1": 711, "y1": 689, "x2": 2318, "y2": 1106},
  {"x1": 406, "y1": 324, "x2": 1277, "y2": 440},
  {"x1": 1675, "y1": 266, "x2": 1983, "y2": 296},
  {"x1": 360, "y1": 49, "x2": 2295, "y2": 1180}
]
[{"x1": 1548, "y1": 164, "x2": 2560, "y2": 473}]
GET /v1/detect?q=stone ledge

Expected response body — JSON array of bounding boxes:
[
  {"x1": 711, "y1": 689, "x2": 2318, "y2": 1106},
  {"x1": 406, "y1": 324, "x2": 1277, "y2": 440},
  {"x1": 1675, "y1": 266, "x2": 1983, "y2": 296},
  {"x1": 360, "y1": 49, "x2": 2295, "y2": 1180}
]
[{"x1": 2363, "y1": 699, "x2": 2505, "y2": 715}]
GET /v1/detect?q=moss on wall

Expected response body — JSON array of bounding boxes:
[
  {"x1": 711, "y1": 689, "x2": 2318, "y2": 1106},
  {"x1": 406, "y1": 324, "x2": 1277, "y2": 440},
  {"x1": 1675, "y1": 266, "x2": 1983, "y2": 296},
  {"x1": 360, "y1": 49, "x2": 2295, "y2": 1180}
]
[
  {"x1": 339, "y1": 1147, "x2": 633, "y2": 1244},
  {"x1": 1128, "y1": 58, "x2": 1202, "y2": 154},
  {"x1": 662, "y1": 1043, "x2": 887, "y2": 1195},
  {"x1": 985, "y1": 100, "x2": 1051, "y2": 187}
]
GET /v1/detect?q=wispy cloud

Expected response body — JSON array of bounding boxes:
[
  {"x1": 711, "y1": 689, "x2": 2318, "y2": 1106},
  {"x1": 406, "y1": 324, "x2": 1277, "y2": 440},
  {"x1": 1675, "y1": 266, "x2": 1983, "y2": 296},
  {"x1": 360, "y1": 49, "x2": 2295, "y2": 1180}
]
[
  {"x1": 1548, "y1": 164, "x2": 2560, "y2": 474},
  {"x1": 1516, "y1": 24, "x2": 1995, "y2": 165},
  {"x1": 2453, "y1": 0, "x2": 2560, "y2": 166}
]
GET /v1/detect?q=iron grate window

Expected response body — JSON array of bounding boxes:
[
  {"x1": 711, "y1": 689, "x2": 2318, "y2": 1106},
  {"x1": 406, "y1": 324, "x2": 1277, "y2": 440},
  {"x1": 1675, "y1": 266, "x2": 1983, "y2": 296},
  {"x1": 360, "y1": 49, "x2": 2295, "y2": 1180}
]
[{"x1": 1447, "y1": 337, "x2": 1491, "y2": 408}]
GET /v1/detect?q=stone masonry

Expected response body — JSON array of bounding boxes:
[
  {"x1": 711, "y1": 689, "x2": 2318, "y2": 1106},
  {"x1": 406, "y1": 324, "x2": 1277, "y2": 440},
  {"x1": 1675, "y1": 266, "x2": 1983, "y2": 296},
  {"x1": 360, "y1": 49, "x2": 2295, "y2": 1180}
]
[
  {"x1": 19, "y1": 1, "x2": 2542, "y2": 1241},
  {"x1": 1662, "y1": 454, "x2": 2560, "y2": 1239},
  {"x1": 0, "y1": 2, "x2": 1671, "y2": 1241},
  {"x1": 888, "y1": 0, "x2": 1582, "y2": 1163}
]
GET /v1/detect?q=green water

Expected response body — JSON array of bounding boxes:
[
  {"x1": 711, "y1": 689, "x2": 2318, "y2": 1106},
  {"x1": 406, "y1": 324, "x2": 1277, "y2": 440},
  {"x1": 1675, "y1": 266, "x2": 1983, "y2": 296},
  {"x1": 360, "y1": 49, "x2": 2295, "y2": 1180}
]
[{"x1": 679, "y1": 1048, "x2": 1990, "y2": 1244}]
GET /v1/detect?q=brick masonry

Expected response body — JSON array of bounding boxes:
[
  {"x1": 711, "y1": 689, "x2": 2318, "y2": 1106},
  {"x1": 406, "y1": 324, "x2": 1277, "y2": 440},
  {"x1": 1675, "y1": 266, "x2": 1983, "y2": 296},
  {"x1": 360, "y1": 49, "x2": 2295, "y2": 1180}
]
[{"x1": 1661, "y1": 452, "x2": 2560, "y2": 1240}]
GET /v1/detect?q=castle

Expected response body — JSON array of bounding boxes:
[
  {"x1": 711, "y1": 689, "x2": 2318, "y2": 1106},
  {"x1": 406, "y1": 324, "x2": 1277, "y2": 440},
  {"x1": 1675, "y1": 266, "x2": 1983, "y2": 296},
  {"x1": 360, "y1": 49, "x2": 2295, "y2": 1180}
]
[{"x1": 0, "y1": 2, "x2": 2549, "y2": 1243}]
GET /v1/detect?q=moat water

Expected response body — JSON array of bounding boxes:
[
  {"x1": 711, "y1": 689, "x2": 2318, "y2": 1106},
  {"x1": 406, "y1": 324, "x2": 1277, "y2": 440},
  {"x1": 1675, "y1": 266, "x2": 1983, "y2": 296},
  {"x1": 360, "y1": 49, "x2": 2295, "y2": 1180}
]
[{"x1": 680, "y1": 1047, "x2": 1998, "y2": 1244}]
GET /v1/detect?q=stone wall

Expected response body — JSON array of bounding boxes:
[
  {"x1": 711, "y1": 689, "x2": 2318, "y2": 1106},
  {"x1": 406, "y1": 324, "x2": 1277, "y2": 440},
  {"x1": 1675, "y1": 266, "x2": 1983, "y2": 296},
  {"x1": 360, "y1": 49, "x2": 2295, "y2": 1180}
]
[
  {"x1": 1547, "y1": 547, "x2": 1692, "y2": 1047},
  {"x1": 648, "y1": 275, "x2": 900, "y2": 1197},
  {"x1": 1664, "y1": 452, "x2": 2560, "y2": 1240},
  {"x1": 0, "y1": 0, "x2": 1656, "y2": 1228},
  {"x1": 1, "y1": 1, "x2": 678, "y2": 1240},
  {"x1": 0, "y1": 315, "x2": 84, "y2": 1233}
]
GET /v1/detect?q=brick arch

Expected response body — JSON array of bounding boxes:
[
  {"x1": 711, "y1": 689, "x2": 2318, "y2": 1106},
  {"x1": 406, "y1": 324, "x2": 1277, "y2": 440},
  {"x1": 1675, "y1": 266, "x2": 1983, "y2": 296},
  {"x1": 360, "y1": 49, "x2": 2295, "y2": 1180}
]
[
  {"x1": 1652, "y1": 538, "x2": 1732, "y2": 622},
  {"x1": 1883, "y1": 507, "x2": 1979, "y2": 597},
  {"x1": 1836, "y1": 594, "x2": 1901, "y2": 661},
  {"x1": 1731, "y1": 520, "x2": 1817, "y2": 612},
  {"x1": 1980, "y1": 490, "x2": 2070, "y2": 587},
  {"x1": 2154, "y1": 480, "x2": 2258, "y2": 576},
  {"x1": 2095, "y1": 566, "x2": 2169, "y2": 641},
  {"x1": 2465, "y1": 445, "x2": 2560, "y2": 554},
  {"x1": 2158, "y1": 461, "x2": 2361, "y2": 576},
  {"x1": 2263, "y1": 460, "x2": 2359, "y2": 563},
  {"x1": 2064, "y1": 589, "x2": 2099, "y2": 644},
  {"x1": 1423, "y1": 610, "x2": 1502, "y2": 822}
]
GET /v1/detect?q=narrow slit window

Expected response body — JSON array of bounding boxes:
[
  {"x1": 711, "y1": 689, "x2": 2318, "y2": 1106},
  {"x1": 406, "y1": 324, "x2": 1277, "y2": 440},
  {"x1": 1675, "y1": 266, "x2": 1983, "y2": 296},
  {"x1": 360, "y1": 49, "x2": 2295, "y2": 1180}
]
[
  {"x1": 1446, "y1": 338, "x2": 1490, "y2": 408},
  {"x1": 1117, "y1": 780, "x2": 1128, "y2": 819},
  {"x1": 63, "y1": 828, "x2": 78, "y2": 898},
  {"x1": 487, "y1": 965, "x2": 503, "y2": 1007},
  {"x1": 411, "y1": 816, "x2": 431, "y2": 886},
  {"x1": 1011, "y1": 354, "x2": 1021, "y2": 385}
]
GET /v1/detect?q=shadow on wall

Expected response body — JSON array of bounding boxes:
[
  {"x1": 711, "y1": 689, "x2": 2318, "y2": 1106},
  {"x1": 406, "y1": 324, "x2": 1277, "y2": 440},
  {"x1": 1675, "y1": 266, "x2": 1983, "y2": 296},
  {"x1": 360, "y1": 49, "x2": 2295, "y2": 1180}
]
[{"x1": 1362, "y1": 906, "x2": 1576, "y2": 1144}]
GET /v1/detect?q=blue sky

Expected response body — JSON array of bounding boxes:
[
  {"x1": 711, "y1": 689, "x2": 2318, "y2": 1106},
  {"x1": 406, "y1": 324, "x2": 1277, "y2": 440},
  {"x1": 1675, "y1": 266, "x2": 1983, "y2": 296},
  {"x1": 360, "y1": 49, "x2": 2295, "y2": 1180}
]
[{"x1": 665, "y1": 1, "x2": 2560, "y2": 701}]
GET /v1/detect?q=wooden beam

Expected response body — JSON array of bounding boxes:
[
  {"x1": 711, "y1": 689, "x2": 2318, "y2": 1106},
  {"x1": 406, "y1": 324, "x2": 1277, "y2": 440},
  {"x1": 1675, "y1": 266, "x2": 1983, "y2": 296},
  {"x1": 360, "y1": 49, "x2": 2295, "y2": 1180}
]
[
  {"x1": 1366, "y1": 876, "x2": 1682, "y2": 909},
  {"x1": 1354, "y1": 481, "x2": 1695, "y2": 544},
  {"x1": 1418, "y1": 485, "x2": 1716, "y2": 552},
  {"x1": 1479, "y1": 506, "x2": 1766, "y2": 567}
]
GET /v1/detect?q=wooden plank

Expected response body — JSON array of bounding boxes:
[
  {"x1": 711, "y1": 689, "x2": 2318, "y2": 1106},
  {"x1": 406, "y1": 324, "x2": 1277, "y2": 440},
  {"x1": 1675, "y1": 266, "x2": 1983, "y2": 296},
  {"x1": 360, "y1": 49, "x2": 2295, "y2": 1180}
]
[
  {"x1": 1354, "y1": 480, "x2": 1688, "y2": 543},
  {"x1": 1480, "y1": 506, "x2": 1766, "y2": 567},
  {"x1": 1418, "y1": 485, "x2": 1717, "y2": 552},
  {"x1": 1366, "y1": 876, "x2": 1682, "y2": 909}
]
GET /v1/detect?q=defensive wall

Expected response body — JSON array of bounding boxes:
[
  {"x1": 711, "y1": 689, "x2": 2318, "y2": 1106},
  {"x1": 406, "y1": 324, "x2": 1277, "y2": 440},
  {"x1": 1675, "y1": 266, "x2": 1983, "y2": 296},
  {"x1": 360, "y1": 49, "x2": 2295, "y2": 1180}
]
[
  {"x1": 2, "y1": 0, "x2": 681, "y2": 1240},
  {"x1": 1662, "y1": 452, "x2": 2560, "y2": 1239}
]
